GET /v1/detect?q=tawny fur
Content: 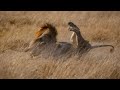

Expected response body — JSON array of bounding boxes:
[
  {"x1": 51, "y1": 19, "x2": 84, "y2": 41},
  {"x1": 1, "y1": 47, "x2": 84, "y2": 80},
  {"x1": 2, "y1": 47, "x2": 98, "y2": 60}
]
[{"x1": 70, "y1": 32, "x2": 78, "y2": 48}]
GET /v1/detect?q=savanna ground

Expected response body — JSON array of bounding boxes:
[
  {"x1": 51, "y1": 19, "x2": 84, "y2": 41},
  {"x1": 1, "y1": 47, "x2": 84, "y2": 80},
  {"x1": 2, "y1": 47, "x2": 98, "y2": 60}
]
[{"x1": 0, "y1": 11, "x2": 120, "y2": 79}]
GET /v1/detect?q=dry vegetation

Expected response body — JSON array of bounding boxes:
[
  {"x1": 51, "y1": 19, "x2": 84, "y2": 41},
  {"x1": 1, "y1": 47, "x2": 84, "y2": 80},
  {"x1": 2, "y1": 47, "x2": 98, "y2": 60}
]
[{"x1": 0, "y1": 11, "x2": 120, "y2": 79}]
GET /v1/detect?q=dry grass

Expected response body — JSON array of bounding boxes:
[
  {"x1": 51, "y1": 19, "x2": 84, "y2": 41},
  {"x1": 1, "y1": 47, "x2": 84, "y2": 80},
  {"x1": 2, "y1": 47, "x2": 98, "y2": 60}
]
[{"x1": 0, "y1": 11, "x2": 120, "y2": 79}]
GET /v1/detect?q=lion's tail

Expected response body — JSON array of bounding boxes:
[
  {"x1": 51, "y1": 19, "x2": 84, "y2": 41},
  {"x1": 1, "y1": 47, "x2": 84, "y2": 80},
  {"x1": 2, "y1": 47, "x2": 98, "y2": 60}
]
[{"x1": 91, "y1": 45, "x2": 114, "y2": 53}]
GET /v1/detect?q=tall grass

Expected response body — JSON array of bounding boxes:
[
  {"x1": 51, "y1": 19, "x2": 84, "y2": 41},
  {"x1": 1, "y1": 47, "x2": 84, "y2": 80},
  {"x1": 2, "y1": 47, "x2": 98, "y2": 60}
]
[{"x1": 0, "y1": 11, "x2": 120, "y2": 79}]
